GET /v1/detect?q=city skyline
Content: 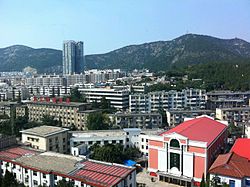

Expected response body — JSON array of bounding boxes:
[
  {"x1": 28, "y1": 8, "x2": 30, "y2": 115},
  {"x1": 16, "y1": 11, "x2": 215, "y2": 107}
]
[{"x1": 0, "y1": 0, "x2": 249, "y2": 54}]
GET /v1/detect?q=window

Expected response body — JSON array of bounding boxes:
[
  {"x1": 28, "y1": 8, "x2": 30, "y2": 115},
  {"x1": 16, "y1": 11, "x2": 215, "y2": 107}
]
[
  {"x1": 33, "y1": 180, "x2": 38, "y2": 186},
  {"x1": 63, "y1": 138, "x2": 66, "y2": 143},
  {"x1": 54, "y1": 175, "x2": 57, "y2": 180},
  {"x1": 141, "y1": 138, "x2": 144, "y2": 142},
  {"x1": 43, "y1": 173, "x2": 46, "y2": 178},
  {"x1": 49, "y1": 146, "x2": 52, "y2": 151},
  {"x1": 245, "y1": 179, "x2": 250, "y2": 186},
  {"x1": 229, "y1": 180, "x2": 235, "y2": 187},
  {"x1": 170, "y1": 139, "x2": 180, "y2": 148},
  {"x1": 33, "y1": 171, "x2": 37, "y2": 176}
]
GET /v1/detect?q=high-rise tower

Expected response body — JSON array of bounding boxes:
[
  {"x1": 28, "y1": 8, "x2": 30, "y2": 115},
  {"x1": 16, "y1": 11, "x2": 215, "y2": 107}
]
[{"x1": 63, "y1": 40, "x2": 84, "y2": 75}]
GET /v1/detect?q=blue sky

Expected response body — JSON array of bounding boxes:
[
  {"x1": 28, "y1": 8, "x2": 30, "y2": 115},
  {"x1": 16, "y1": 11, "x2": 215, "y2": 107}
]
[{"x1": 0, "y1": 0, "x2": 249, "y2": 54}]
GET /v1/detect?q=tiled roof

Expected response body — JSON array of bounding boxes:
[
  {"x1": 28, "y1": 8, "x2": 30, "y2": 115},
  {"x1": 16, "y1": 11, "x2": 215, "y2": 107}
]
[
  {"x1": 0, "y1": 146, "x2": 135, "y2": 187},
  {"x1": 0, "y1": 147, "x2": 38, "y2": 160},
  {"x1": 209, "y1": 152, "x2": 250, "y2": 178},
  {"x1": 160, "y1": 116, "x2": 227, "y2": 146},
  {"x1": 231, "y1": 138, "x2": 250, "y2": 160},
  {"x1": 73, "y1": 160, "x2": 133, "y2": 186}
]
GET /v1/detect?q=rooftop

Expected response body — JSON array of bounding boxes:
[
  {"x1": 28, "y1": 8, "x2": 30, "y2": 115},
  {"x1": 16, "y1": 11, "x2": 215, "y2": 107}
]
[
  {"x1": 15, "y1": 152, "x2": 82, "y2": 174},
  {"x1": 0, "y1": 146, "x2": 135, "y2": 187},
  {"x1": 160, "y1": 116, "x2": 227, "y2": 146},
  {"x1": 20, "y1": 126, "x2": 69, "y2": 137},
  {"x1": 231, "y1": 138, "x2": 250, "y2": 160},
  {"x1": 27, "y1": 101, "x2": 89, "y2": 107},
  {"x1": 209, "y1": 152, "x2": 250, "y2": 178}
]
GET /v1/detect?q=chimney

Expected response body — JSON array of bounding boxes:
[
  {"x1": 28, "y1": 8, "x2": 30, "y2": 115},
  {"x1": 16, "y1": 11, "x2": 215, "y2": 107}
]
[
  {"x1": 33, "y1": 96, "x2": 37, "y2": 102},
  {"x1": 40, "y1": 97, "x2": 44, "y2": 102},
  {"x1": 66, "y1": 98, "x2": 70, "y2": 104}
]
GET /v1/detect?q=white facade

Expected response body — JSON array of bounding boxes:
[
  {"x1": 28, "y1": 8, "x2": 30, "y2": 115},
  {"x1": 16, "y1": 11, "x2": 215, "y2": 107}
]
[
  {"x1": 70, "y1": 128, "x2": 163, "y2": 157},
  {"x1": 79, "y1": 87, "x2": 129, "y2": 110},
  {"x1": 130, "y1": 89, "x2": 206, "y2": 113},
  {"x1": 209, "y1": 174, "x2": 249, "y2": 187}
]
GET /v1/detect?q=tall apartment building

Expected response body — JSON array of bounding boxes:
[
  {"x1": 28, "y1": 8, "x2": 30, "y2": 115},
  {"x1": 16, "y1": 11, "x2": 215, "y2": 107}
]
[
  {"x1": 129, "y1": 89, "x2": 206, "y2": 113},
  {"x1": 79, "y1": 87, "x2": 130, "y2": 110},
  {"x1": 0, "y1": 146, "x2": 136, "y2": 187},
  {"x1": 63, "y1": 40, "x2": 84, "y2": 75},
  {"x1": 21, "y1": 126, "x2": 69, "y2": 154},
  {"x1": 27, "y1": 99, "x2": 96, "y2": 130}
]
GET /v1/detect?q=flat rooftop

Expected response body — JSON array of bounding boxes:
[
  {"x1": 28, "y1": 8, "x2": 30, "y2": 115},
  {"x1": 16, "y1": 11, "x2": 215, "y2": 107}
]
[
  {"x1": 15, "y1": 152, "x2": 82, "y2": 174},
  {"x1": 70, "y1": 128, "x2": 164, "y2": 138},
  {"x1": 20, "y1": 126, "x2": 69, "y2": 137}
]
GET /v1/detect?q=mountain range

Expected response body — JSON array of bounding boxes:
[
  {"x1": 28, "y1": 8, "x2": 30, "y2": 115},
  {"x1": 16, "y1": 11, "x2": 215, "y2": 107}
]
[{"x1": 1, "y1": 34, "x2": 250, "y2": 73}]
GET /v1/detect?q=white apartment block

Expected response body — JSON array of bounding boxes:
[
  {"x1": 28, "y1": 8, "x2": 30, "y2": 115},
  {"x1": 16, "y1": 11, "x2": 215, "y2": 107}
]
[
  {"x1": 0, "y1": 147, "x2": 136, "y2": 187},
  {"x1": 28, "y1": 86, "x2": 71, "y2": 97},
  {"x1": 25, "y1": 75, "x2": 66, "y2": 87},
  {"x1": 129, "y1": 89, "x2": 206, "y2": 113},
  {"x1": 79, "y1": 87, "x2": 129, "y2": 110}
]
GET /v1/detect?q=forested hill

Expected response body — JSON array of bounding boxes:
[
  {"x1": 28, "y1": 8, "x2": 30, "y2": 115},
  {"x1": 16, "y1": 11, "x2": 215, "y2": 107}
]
[
  {"x1": 1, "y1": 34, "x2": 250, "y2": 73},
  {"x1": 85, "y1": 34, "x2": 250, "y2": 71}
]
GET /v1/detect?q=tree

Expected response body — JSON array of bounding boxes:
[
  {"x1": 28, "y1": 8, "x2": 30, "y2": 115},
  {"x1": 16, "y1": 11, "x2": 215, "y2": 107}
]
[
  {"x1": 41, "y1": 115, "x2": 60, "y2": 126},
  {"x1": 86, "y1": 112, "x2": 110, "y2": 130},
  {"x1": 158, "y1": 108, "x2": 168, "y2": 128},
  {"x1": 56, "y1": 179, "x2": 74, "y2": 187},
  {"x1": 90, "y1": 144, "x2": 141, "y2": 164},
  {"x1": 1, "y1": 170, "x2": 18, "y2": 187},
  {"x1": 100, "y1": 96, "x2": 110, "y2": 109},
  {"x1": 69, "y1": 87, "x2": 85, "y2": 102},
  {"x1": 200, "y1": 173, "x2": 205, "y2": 187},
  {"x1": 90, "y1": 144, "x2": 125, "y2": 163}
]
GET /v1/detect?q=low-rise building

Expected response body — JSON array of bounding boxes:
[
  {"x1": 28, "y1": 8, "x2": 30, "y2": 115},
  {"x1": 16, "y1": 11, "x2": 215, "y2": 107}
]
[
  {"x1": 110, "y1": 112, "x2": 162, "y2": 129},
  {"x1": 70, "y1": 128, "x2": 164, "y2": 157},
  {"x1": 166, "y1": 109, "x2": 214, "y2": 126},
  {"x1": 209, "y1": 138, "x2": 250, "y2": 187},
  {"x1": 147, "y1": 116, "x2": 228, "y2": 186},
  {"x1": 21, "y1": 126, "x2": 69, "y2": 154},
  {"x1": 0, "y1": 146, "x2": 136, "y2": 187}
]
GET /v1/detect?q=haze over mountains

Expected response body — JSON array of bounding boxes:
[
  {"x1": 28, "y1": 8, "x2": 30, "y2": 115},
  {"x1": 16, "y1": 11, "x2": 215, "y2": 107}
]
[{"x1": 1, "y1": 34, "x2": 250, "y2": 73}]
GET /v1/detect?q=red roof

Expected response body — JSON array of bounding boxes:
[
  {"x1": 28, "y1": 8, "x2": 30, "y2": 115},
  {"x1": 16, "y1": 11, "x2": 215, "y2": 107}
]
[
  {"x1": 231, "y1": 138, "x2": 250, "y2": 160},
  {"x1": 209, "y1": 152, "x2": 250, "y2": 178},
  {"x1": 0, "y1": 147, "x2": 37, "y2": 160},
  {"x1": 73, "y1": 160, "x2": 133, "y2": 187},
  {"x1": 160, "y1": 116, "x2": 227, "y2": 146}
]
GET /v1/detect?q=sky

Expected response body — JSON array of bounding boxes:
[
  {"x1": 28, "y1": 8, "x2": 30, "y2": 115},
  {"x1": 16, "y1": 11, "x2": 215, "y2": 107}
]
[{"x1": 0, "y1": 0, "x2": 250, "y2": 54}]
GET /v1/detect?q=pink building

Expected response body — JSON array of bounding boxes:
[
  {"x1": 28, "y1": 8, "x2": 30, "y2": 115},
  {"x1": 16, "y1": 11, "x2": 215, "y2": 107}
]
[{"x1": 147, "y1": 116, "x2": 228, "y2": 186}]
